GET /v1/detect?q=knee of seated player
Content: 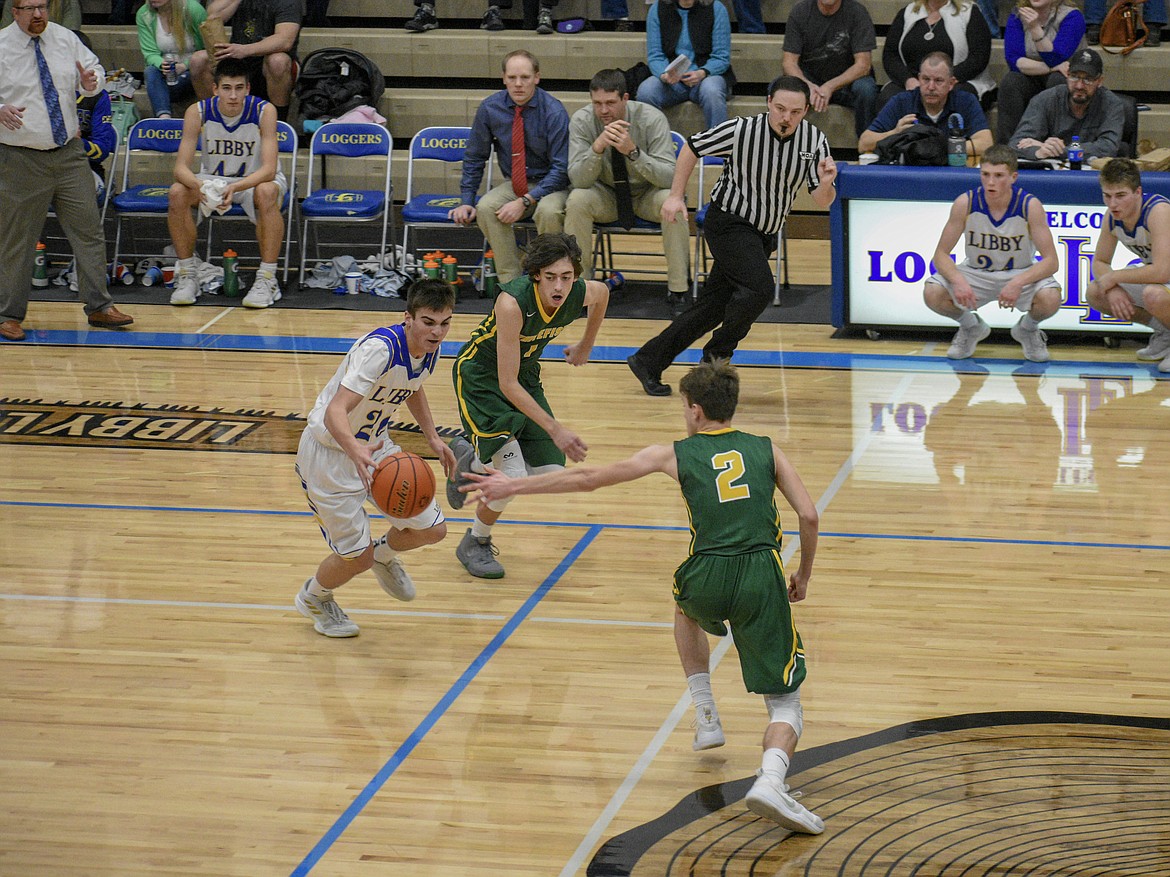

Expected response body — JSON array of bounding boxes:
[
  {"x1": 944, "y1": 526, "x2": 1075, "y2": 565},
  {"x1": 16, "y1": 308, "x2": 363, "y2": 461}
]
[
  {"x1": 168, "y1": 181, "x2": 200, "y2": 207},
  {"x1": 923, "y1": 281, "x2": 950, "y2": 308},
  {"x1": 1032, "y1": 286, "x2": 1063, "y2": 314},
  {"x1": 1143, "y1": 285, "x2": 1170, "y2": 312},
  {"x1": 1085, "y1": 281, "x2": 1108, "y2": 311},
  {"x1": 254, "y1": 182, "x2": 280, "y2": 210}
]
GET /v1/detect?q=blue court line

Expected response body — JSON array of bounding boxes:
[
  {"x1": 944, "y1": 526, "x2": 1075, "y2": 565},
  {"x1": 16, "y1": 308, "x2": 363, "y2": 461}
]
[
  {"x1": 6, "y1": 329, "x2": 1168, "y2": 380},
  {"x1": 288, "y1": 524, "x2": 604, "y2": 877},
  {"x1": 2, "y1": 498, "x2": 1166, "y2": 551}
]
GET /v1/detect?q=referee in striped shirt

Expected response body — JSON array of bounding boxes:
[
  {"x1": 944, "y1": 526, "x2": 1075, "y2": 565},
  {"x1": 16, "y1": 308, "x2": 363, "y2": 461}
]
[{"x1": 627, "y1": 75, "x2": 838, "y2": 396}]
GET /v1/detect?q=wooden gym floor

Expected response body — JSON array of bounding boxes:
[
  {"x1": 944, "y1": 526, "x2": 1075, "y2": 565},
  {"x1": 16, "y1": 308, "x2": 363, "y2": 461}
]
[{"x1": 2, "y1": 282, "x2": 1168, "y2": 876}]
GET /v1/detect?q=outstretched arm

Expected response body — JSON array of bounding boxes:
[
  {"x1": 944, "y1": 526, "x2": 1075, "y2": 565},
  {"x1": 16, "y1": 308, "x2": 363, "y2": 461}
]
[{"x1": 464, "y1": 443, "x2": 678, "y2": 502}]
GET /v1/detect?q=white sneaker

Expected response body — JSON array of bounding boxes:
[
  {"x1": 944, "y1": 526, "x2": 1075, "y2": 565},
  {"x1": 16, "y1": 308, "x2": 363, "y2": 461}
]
[
  {"x1": 693, "y1": 706, "x2": 725, "y2": 751},
  {"x1": 1010, "y1": 319, "x2": 1050, "y2": 363},
  {"x1": 946, "y1": 315, "x2": 991, "y2": 359},
  {"x1": 745, "y1": 773, "x2": 824, "y2": 834},
  {"x1": 371, "y1": 551, "x2": 416, "y2": 602},
  {"x1": 170, "y1": 271, "x2": 200, "y2": 305},
  {"x1": 1159, "y1": 351, "x2": 1170, "y2": 373},
  {"x1": 295, "y1": 581, "x2": 359, "y2": 637},
  {"x1": 242, "y1": 274, "x2": 282, "y2": 308},
  {"x1": 1136, "y1": 329, "x2": 1170, "y2": 361}
]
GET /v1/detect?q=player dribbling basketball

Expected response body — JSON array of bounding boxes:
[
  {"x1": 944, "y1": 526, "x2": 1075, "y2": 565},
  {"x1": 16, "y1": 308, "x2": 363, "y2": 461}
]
[{"x1": 294, "y1": 278, "x2": 457, "y2": 638}]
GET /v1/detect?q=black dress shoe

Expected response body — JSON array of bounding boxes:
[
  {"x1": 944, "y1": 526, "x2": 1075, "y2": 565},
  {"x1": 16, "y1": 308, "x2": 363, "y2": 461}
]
[{"x1": 627, "y1": 354, "x2": 671, "y2": 396}]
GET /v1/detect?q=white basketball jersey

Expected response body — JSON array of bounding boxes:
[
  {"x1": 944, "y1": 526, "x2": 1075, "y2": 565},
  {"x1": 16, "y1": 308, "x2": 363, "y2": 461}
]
[
  {"x1": 1109, "y1": 193, "x2": 1169, "y2": 265},
  {"x1": 961, "y1": 186, "x2": 1036, "y2": 272},
  {"x1": 198, "y1": 95, "x2": 269, "y2": 179},
  {"x1": 307, "y1": 324, "x2": 440, "y2": 451}
]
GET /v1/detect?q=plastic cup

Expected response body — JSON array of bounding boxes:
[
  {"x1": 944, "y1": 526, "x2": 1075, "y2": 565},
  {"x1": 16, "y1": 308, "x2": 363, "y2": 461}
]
[{"x1": 344, "y1": 270, "x2": 362, "y2": 295}]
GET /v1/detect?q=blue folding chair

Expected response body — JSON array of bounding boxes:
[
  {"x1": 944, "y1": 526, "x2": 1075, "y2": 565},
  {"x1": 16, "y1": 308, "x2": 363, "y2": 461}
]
[
  {"x1": 298, "y1": 121, "x2": 394, "y2": 284},
  {"x1": 206, "y1": 120, "x2": 298, "y2": 282},
  {"x1": 592, "y1": 130, "x2": 687, "y2": 283},
  {"x1": 110, "y1": 117, "x2": 185, "y2": 266},
  {"x1": 400, "y1": 126, "x2": 490, "y2": 278}
]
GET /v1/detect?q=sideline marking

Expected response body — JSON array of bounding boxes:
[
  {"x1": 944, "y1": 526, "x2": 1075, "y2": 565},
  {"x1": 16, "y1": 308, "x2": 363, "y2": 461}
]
[{"x1": 288, "y1": 525, "x2": 605, "y2": 877}]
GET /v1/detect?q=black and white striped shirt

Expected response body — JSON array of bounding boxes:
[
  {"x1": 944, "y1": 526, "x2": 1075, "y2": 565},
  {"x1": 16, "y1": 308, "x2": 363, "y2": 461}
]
[{"x1": 690, "y1": 115, "x2": 830, "y2": 235}]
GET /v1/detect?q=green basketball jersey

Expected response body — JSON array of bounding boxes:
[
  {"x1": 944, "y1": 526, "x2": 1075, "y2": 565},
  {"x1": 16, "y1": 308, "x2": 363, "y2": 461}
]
[
  {"x1": 674, "y1": 429, "x2": 783, "y2": 556},
  {"x1": 454, "y1": 275, "x2": 587, "y2": 378}
]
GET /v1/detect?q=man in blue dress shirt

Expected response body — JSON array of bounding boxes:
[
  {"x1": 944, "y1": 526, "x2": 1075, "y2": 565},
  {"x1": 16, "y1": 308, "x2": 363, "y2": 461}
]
[{"x1": 449, "y1": 50, "x2": 570, "y2": 284}]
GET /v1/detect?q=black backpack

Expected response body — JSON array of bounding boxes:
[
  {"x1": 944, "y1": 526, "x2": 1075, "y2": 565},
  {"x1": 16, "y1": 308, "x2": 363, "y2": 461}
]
[
  {"x1": 295, "y1": 48, "x2": 386, "y2": 133},
  {"x1": 875, "y1": 124, "x2": 948, "y2": 166}
]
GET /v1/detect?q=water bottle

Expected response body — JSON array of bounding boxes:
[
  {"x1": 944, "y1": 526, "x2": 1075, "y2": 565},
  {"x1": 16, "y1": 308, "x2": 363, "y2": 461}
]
[
  {"x1": 482, "y1": 250, "x2": 498, "y2": 298},
  {"x1": 164, "y1": 53, "x2": 179, "y2": 86},
  {"x1": 947, "y1": 113, "x2": 966, "y2": 167},
  {"x1": 442, "y1": 255, "x2": 458, "y2": 283},
  {"x1": 222, "y1": 249, "x2": 240, "y2": 297},
  {"x1": 1068, "y1": 135, "x2": 1083, "y2": 171},
  {"x1": 32, "y1": 241, "x2": 48, "y2": 288},
  {"x1": 423, "y1": 260, "x2": 440, "y2": 280}
]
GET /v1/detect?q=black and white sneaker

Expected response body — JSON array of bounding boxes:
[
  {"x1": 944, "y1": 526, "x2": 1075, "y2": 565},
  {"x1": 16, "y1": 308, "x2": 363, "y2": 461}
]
[
  {"x1": 481, "y1": 5, "x2": 504, "y2": 29},
  {"x1": 405, "y1": 4, "x2": 438, "y2": 31}
]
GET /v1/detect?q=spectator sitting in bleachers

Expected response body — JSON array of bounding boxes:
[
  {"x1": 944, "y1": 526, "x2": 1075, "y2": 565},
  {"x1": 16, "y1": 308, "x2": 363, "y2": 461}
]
[
  {"x1": 996, "y1": 0, "x2": 1085, "y2": 144},
  {"x1": 1086, "y1": 0, "x2": 1163, "y2": 47},
  {"x1": 859, "y1": 51, "x2": 993, "y2": 156},
  {"x1": 637, "y1": 0, "x2": 735, "y2": 129},
  {"x1": 881, "y1": 0, "x2": 994, "y2": 110},
  {"x1": 189, "y1": 0, "x2": 301, "y2": 122},
  {"x1": 406, "y1": 0, "x2": 561, "y2": 34},
  {"x1": 564, "y1": 68, "x2": 690, "y2": 306},
  {"x1": 137, "y1": 0, "x2": 206, "y2": 119},
  {"x1": 0, "y1": 0, "x2": 79, "y2": 30},
  {"x1": 782, "y1": 0, "x2": 879, "y2": 138},
  {"x1": 448, "y1": 50, "x2": 569, "y2": 285},
  {"x1": 1010, "y1": 48, "x2": 1126, "y2": 162}
]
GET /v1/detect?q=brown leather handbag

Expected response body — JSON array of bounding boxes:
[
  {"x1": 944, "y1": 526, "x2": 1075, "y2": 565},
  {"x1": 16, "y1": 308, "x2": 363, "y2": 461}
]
[{"x1": 1098, "y1": 0, "x2": 1148, "y2": 55}]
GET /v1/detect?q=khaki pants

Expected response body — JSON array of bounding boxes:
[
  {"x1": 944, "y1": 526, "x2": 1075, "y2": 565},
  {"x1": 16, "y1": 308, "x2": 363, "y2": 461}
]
[
  {"x1": 564, "y1": 183, "x2": 691, "y2": 294},
  {"x1": 475, "y1": 182, "x2": 567, "y2": 283},
  {"x1": 0, "y1": 140, "x2": 112, "y2": 321}
]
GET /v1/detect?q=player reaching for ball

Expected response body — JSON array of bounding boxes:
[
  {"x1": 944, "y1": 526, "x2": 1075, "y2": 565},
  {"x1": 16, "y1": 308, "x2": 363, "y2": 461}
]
[
  {"x1": 445, "y1": 233, "x2": 610, "y2": 579},
  {"x1": 461, "y1": 361, "x2": 824, "y2": 834},
  {"x1": 294, "y1": 278, "x2": 458, "y2": 638}
]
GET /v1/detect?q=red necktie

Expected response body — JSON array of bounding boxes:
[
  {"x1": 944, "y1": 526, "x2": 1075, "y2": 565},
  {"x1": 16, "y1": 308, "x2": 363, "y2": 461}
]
[{"x1": 511, "y1": 105, "x2": 528, "y2": 198}]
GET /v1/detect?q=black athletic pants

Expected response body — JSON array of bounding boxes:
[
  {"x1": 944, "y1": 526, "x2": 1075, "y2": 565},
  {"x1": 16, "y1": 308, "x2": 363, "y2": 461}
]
[{"x1": 637, "y1": 204, "x2": 777, "y2": 373}]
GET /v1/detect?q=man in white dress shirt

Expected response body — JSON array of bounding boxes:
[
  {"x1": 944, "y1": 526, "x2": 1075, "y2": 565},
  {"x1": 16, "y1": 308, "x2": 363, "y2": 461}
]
[{"x1": 0, "y1": 2, "x2": 133, "y2": 341}]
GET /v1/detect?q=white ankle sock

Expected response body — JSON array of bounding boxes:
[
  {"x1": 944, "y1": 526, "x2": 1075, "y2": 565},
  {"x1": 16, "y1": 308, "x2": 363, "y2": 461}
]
[
  {"x1": 959, "y1": 310, "x2": 980, "y2": 328},
  {"x1": 687, "y1": 672, "x2": 716, "y2": 712},
  {"x1": 373, "y1": 537, "x2": 397, "y2": 564},
  {"x1": 761, "y1": 747, "x2": 790, "y2": 784},
  {"x1": 177, "y1": 256, "x2": 197, "y2": 274},
  {"x1": 471, "y1": 518, "x2": 492, "y2": 539},
  {"x1": 1020, "y1": 314, "x2": 1039, "y2": 331},
  {"x1": 306, "y1": 577, "x2": 331, "y2": 598},
  {"x1": 257, "y1": 262, "x2": 277, "y2": 280}
]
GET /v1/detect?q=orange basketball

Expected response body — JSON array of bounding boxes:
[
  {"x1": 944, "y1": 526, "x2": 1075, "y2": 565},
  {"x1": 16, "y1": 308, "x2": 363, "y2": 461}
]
[{"x1": 370, "y1": 451, "x2": 436, "y2": 519}]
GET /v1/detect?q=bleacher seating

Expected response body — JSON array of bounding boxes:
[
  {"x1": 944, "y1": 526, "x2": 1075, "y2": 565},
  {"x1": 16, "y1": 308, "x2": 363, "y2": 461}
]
[{"x1": 77, "y1": 0, "x2": 1170, "y2": 233}]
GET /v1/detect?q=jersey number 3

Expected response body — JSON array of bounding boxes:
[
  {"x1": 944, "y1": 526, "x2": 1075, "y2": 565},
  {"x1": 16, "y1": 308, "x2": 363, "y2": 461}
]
[{"x1": 711, "y1": 450, "x2": 750, "y2": 503}]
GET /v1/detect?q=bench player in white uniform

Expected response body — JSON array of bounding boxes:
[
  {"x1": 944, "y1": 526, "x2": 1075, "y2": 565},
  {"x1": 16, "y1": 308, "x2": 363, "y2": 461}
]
[
  {"x1": 294, "y1": 279, "x2": 458, "y2": 638},
  {"x1": 1086, "y1": 158, "x2": 1170, "y2": 373},
  {"x1": 924, "y1": 144, "x2": 1062, "y2": 363},
  {"x1": 167, "y1": 57, "x2": 288, "y2": 309}
]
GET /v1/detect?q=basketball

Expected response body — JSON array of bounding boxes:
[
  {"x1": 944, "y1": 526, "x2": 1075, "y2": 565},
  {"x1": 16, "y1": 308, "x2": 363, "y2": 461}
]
[{"x1": 370, "y1": 451, "x2": 436, "y2": 519}]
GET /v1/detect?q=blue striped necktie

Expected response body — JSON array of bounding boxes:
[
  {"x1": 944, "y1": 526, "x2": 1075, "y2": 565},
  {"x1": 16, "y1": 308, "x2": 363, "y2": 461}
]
[{"x1": 32, "y1": 36, "x2": 68, "y2": 147}]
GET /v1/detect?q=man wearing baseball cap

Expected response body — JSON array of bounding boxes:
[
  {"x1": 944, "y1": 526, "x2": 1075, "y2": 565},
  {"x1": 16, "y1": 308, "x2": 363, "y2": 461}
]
[{"x1": 1009, "y1": 48, "x2": 1128, "y2": 163}]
